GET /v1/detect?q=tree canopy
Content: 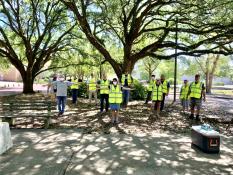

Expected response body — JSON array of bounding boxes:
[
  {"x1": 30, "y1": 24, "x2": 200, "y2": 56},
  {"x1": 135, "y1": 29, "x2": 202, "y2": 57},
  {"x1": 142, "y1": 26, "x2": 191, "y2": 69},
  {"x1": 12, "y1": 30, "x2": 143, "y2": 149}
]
[
  {"x1": 61, "y1": 0, "x2": 233, "y2": 78},
  {"x1": 0, "y1": 0, "x2": 77, "y2": 92}
]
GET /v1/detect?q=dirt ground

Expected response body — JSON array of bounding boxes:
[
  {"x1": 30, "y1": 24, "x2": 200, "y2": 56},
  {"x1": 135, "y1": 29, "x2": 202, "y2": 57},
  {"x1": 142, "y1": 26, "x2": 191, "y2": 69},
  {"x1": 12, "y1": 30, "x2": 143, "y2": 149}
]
[{"x1": 1, "y1": 93, "x2": 232, "y2": 136}]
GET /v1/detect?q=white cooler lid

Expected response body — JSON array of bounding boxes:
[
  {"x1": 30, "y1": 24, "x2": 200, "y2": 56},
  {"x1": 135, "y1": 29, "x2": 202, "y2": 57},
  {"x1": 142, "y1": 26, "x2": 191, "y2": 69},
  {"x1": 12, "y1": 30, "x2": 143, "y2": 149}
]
[{"x1": 192, "y1": 125, "x2": 220, "y2": 136}]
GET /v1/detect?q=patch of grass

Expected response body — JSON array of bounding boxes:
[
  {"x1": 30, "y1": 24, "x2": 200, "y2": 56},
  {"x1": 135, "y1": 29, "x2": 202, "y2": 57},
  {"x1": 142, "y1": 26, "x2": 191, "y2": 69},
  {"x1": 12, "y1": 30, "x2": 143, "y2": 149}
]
[{"x1": 212, "y1": 90, "x2": 233, "y2": 96}]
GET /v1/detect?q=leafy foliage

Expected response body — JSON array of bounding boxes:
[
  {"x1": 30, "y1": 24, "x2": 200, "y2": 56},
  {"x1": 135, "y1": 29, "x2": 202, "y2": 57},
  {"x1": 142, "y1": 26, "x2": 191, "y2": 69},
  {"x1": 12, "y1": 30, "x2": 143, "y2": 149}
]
[{"x1": 131, "y1": 80, "x2": 146, "y2": 100}]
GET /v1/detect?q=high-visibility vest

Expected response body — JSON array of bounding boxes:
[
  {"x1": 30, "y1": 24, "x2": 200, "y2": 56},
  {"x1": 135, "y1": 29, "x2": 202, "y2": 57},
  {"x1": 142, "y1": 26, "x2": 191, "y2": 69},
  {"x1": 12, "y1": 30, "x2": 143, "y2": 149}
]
[
  {"x1": 109, "y1": 85, "x2": 122, "y2": 104},
  {"x1": 180, "y1": 84, "x2": 189, "y2": 100},
  {"x1": 121, "y1": 74, "x2": 132, "y2": 85},
  {"x1": 152, "y1": 85, "x2": 163, "y2": 101},
  {"x1": 88, "y1": 78, "x2": 96, "y2": 91},
  {"x1": 148, "y1": 80, "x2": 156, "y2": 91},
  {"x1": 100, "y1": 80, "x2": 110, "y2": 94},
  {"x1": 70, "y1": 79, "x2": 78, "y2": 89},
  {"x1": 189, "y1": 82, "x2": 203, "y2": 99},
  {"x1": 161, "y1": 80, "x2": 168, "y2": 94}
]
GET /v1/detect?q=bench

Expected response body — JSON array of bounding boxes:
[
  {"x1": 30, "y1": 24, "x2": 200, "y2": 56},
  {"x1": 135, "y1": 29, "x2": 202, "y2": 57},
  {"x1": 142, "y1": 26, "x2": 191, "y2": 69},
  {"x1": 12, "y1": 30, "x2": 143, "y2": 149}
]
[{"x1": 0, "y1": 98, "x2": 56, "y2": 128}]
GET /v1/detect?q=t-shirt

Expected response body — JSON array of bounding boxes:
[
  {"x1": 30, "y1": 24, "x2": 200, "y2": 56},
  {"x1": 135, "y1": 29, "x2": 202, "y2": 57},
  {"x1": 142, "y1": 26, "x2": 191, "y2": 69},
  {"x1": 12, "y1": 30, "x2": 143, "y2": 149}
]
[
  {"x1": 124, "y1": 78, "x2": 129, "y2": 87},
  {"x1": 52, "y1": 81, "x2": 72, "y2": 96}
]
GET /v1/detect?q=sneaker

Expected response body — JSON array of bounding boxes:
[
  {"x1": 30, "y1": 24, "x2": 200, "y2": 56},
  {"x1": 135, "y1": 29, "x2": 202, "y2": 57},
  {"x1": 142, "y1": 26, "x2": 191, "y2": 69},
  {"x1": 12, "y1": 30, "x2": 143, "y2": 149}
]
[{"x1": 189, "y1": 114, "x2": 194, "y2": 119}]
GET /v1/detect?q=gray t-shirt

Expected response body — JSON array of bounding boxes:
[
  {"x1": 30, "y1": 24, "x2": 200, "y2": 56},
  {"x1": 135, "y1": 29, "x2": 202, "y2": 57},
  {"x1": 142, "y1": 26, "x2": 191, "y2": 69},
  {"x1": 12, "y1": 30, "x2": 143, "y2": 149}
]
[{"x1": 52, "y1": 81, "x2": 72, "y2": 96}]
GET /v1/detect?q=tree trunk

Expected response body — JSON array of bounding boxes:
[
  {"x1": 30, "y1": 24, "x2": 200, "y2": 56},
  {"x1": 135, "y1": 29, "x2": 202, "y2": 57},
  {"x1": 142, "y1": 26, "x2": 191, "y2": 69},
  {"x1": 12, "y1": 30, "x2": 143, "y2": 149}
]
[
  {"x1": 205, "y1": 57, "x2": 210, "y2": 94},
  {"x1": 206, "y1": 71, "x2": 211, "y2": 93},
  {"x1": 208, "y1": 73, "x2": 214, "y2": 94},
  {"x1": 22, "y1": 71, "x2": 35, "y2": 93}
]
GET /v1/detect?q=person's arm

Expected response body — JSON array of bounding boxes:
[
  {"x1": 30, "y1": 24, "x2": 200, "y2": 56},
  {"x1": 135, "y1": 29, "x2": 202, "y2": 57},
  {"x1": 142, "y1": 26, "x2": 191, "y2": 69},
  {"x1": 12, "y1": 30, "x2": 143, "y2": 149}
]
[
  {"x1": 187, "y1": 84, "x2": 192, "y2": 99},
  {"x1": 179, "y1": 86, "x2": 182, "y2": 99},
  {"x1": 166, "y1": 82, "x2": 170, "y2": 96},
  {"x1": 66, "y1": 81, "x2": 74, "y2": 86},
  {"x1": 44, "y1": 81, "x2": 53, "y2": 93}
]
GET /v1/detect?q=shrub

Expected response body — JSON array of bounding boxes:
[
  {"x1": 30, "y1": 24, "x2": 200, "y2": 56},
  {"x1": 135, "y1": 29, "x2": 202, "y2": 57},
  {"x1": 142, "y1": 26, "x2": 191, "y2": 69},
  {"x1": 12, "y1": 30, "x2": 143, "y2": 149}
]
[
  {"x1": 130, "y1": 80, "x2": 146, "y2": 100},
  {"x1": 78, "y1": 82, "x2": 88, "y2": 98}
]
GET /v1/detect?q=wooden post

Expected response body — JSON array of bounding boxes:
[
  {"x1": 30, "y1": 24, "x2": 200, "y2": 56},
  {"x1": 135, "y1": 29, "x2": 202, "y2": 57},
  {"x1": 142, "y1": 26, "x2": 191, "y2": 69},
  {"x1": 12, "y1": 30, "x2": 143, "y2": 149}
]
[
  {"x1": 9, "y1": 101, "x2": 14, "y2": 126},
  {"x1": 45, "y1": 101, "x2": 51, "y2": 129}
]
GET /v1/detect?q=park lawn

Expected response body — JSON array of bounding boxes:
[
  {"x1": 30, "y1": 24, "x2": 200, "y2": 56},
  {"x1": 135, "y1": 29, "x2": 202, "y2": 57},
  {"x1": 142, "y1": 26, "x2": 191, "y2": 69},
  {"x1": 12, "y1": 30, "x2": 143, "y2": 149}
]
[{"x1": 212, "y1": 89, "x2": 233, "y2": 96}]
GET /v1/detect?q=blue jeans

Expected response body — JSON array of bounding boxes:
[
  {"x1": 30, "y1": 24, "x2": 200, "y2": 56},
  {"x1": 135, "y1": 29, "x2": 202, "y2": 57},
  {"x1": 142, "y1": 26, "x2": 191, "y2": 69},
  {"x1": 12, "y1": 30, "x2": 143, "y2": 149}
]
[
  {"x1": 72, "y1": 89, "x2": 78, "y2": 104},
  {"x1": 57, "y1": 96, "x2": 67, "y2": 113},
  {"x1": 123, "y1": 90, "x2": 130, "y2": 107}
]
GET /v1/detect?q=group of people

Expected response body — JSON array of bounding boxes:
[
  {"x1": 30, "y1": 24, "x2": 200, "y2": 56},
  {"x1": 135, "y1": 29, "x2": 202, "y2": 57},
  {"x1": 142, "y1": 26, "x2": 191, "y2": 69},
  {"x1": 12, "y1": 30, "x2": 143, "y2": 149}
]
[{"x1": 47, "y1": 73, "x2": 206, "y2": 123}]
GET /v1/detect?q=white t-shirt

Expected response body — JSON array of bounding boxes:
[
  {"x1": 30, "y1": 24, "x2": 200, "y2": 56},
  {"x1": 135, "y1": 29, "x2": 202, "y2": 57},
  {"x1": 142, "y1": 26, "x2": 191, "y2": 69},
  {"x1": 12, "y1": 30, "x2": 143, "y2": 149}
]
[{"x1": 52, "y1": 81, "x2": 72, "y2": 96}]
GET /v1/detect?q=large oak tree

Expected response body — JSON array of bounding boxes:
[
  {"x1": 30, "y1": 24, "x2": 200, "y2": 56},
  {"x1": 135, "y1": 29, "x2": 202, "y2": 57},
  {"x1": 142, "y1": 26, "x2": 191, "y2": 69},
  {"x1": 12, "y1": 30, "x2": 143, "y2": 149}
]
[
  {"x1": 0, "y1": 0, "x2": 76, "y2": 93},
  {"x1": 61, "y1": 0, "x2": 233, "y2": 79}
]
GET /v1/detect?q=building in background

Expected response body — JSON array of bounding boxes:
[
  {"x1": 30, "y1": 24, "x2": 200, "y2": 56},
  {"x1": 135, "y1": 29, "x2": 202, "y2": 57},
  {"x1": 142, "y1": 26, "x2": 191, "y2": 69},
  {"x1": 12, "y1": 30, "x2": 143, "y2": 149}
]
[{"x1": 0, "y1": 66, "x2": 22, "y2": 82}]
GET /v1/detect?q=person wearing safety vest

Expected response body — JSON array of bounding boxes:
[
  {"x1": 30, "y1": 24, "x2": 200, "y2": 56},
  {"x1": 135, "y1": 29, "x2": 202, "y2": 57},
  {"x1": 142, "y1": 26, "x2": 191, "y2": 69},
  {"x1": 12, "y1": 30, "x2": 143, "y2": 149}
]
[
  {"x1": 99, "y1": 74, "x2": 110, "y2": 113},
  {"x1": 88, "y1": 73, "x2": 97, "y2": 105},
  {"x1": 109, "y1": 78, "x2": 123, "y2": 124},
  {"x1": 145, "y1": 75, "x2": 156, "y2": 104},
  {"x1": 151, "y1": 79, "x2": 163, "y2": 117},
  {"x1": 160, "y1": 74, "x2": 170, "y2": 111},
  {"x1": 71, "y1": 77, "x2": 79, "y2": 104},
  {"x1": 187, "y1": 74, "x2": 206, "y2": 121},
  {"x1": 180, "y1": 79, "x2": 190, "y2": 112},
  {"x1": 121, "y1": 72, "x2": 133, "y2": 108}
]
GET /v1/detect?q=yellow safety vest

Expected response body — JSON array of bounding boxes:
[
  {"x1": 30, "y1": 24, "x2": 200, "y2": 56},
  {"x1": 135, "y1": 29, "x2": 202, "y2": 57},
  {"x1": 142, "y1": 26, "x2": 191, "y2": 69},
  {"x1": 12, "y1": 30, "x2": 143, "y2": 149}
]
[
  {"x1": 180, "y1": 84, "x2": 189, "y2": 100},
  {"x1": 121, "y1": 74, "x2": 132, "y2": 85},
  {"x1": 189, "y1": 82, "x2": 203, "y2": 99},
  {"x1": 100, "y1": 80, "x2": 110, "y2": 94},
  {"x1": 152, "y1": 85, "x2": 163, "y2": 101},
  {"x1": 148, "y1": 80, "x2": 156, "y2": 91},
  {"x1": 109, "y1": 85, "x2": 122, "y2": 104},
  {"x1": 89, "y1": 78, "x2": 96, "y2": 91},
  {"x1": 70, "y1": 80, "x2": 78, "y2": 89},
  {"x1": 161, "y1": 80, "x2": 168, "y2": 94}
]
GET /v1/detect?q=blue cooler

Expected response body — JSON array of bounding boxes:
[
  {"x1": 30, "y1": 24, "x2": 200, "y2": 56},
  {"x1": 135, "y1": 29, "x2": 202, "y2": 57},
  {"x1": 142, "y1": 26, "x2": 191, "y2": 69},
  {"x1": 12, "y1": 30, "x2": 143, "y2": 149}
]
[{"x1": 191, "y1": 125, "x2": 220, "y2": 153}]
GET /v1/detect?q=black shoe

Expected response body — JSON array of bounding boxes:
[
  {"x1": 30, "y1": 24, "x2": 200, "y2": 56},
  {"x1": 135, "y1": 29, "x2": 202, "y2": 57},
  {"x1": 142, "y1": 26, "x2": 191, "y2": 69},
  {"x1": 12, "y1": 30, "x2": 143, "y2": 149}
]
[
  {"x1": 189, "y1": 114, "x2": 194, "y2": 119},
  {"x1": 196, "y1": 115, "x2": 200, "y2": 121}
]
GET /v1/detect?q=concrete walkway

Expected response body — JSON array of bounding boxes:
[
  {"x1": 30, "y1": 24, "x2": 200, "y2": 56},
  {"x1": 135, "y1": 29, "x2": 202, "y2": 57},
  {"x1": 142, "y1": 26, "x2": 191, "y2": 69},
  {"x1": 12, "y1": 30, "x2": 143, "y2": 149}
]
[{"x1": 0, "y1": 129, "x2": 233, "y2": 175}]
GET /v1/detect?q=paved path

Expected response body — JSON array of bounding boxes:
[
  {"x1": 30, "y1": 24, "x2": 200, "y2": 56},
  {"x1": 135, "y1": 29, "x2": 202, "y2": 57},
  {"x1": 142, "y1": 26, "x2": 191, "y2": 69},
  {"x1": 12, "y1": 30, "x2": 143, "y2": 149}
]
[
  {"x1": 0, "y1": 129, "x2": 233, "y2": 175},
  {"x1": 0, "y1": 82, "x2": 47, "y2": 96}
]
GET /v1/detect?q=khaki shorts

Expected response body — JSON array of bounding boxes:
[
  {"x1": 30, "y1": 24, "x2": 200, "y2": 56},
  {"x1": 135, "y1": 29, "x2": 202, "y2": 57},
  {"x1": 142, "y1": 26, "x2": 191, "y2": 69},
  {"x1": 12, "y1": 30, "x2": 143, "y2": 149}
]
[{"x1": 190, "y1": 98, "x2": 202, "y2": 110}]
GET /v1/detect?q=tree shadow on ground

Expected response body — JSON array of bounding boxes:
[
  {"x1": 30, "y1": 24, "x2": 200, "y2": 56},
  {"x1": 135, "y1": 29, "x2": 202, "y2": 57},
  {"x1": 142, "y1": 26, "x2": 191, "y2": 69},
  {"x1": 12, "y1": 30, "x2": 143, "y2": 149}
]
[
  {"x1": 1, "y1": 96, "x2": 232, "y2": 136},
  {"x1": 0, "y1": 129, "x2": 232, "y2": 175}
]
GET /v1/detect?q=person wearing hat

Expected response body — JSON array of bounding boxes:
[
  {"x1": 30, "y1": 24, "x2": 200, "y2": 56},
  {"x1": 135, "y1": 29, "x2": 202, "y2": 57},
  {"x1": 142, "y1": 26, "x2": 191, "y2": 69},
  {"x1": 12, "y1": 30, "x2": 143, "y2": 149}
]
[
  {"x1": 187, "y1": 74, "x2": 206, "y2": 121},
  {"x1": 151, "y1": 78, "x2": 163, "y2": 117},
  {"x1": 180, "y1": 79, "x2": 190, "y2": 112}
]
